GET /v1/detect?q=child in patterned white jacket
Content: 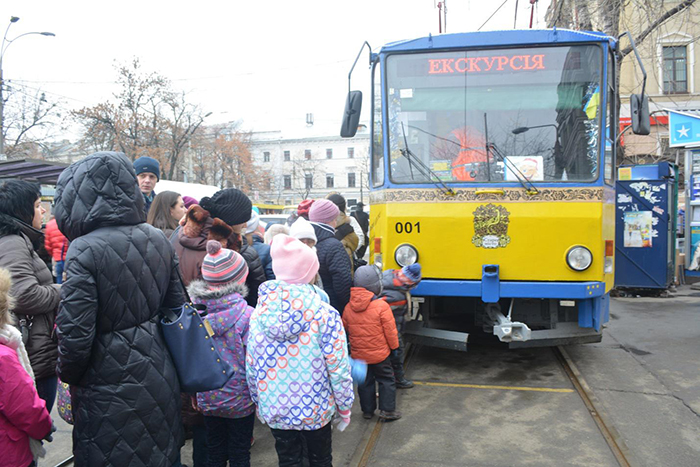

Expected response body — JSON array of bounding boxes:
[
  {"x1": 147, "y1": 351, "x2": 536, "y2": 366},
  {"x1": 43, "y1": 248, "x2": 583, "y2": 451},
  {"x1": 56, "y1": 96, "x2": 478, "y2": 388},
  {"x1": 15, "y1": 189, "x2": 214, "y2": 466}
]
[
  {"x1": 188, "y1": 240, "x2": 256, "y2": 467},
  {"x1": 246, "y1": 234, "x2": 354, "y2": 467}
]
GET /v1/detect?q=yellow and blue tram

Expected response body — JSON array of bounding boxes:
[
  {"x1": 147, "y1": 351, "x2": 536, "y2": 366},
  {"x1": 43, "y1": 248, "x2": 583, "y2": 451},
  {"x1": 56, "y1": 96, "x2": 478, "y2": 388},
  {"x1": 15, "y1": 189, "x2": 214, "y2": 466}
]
[{"x1": 341, "y1": 29, "x2": 650, "y2": 349}]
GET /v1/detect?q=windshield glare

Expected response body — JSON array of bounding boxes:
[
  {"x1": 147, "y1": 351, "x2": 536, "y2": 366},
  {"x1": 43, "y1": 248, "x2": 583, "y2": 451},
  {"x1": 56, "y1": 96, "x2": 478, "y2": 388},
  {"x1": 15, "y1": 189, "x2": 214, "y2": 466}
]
[{"x1": 386, "y1": 45, "x2": 603, "y2": 184}]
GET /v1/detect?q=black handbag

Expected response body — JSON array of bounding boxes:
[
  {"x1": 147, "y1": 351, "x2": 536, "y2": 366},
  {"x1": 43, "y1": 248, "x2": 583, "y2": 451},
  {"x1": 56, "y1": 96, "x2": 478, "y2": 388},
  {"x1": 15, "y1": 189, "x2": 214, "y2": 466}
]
[{"x1": 160, "y1": 269, "x2": 234, "y2": 393}]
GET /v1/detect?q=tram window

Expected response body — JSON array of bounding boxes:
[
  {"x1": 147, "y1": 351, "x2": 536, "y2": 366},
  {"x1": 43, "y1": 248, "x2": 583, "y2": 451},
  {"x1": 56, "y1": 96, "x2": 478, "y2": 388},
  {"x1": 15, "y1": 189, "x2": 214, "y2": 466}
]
[
  {"x1": 385, "y1": 45, "x2": 603, "y2": 184},
  {"x1": 604, "y1": 51, "x2": 616, "y2": 185},
  {"x1": 372, "y1": 62, "x2": 385, "y2": 187}
]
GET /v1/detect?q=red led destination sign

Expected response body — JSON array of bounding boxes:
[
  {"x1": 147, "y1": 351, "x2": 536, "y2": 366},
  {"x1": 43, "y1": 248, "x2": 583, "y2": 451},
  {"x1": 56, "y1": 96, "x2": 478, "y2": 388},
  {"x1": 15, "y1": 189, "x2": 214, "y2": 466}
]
[{"x1": 428, "y1": 54, "x2": 545, "y2": 74}]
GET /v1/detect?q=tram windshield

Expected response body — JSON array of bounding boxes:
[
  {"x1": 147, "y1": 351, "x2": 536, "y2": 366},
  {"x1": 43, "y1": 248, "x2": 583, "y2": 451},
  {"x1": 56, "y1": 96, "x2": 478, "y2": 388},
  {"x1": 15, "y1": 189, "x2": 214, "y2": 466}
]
[{"x1": 385, "y1": 45, "x2": 603, "y2": 184}]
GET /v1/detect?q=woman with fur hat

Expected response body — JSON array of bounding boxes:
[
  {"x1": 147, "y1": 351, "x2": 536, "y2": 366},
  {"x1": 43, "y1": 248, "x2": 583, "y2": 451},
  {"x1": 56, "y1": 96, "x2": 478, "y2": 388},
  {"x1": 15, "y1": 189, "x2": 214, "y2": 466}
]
[
  {"x1": 246, "y1": 235, "x2": 354, "y2": 467},
  {"x1": 0, "y1": 180, "x2": 61, "y2": 413},
  {"x1": 188, "y1": 241, "x2": 256, "y2": 467},
  {"x1": 0, "y1": 267, "x2": 54, "y2": 467},
  {"x1": 171, "y1": 188, "x2": 266, "y2": 307},
  {"x1": 342, "y1": 265, "x2": 401, "y2": 421}
]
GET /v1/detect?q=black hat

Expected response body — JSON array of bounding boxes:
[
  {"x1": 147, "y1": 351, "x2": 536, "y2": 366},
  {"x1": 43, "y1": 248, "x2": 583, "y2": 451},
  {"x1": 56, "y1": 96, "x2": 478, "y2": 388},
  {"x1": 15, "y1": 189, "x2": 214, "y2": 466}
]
[
  {"x1": 200, "y1": 188, "x2": 252, "y2": 227},
  {"x1": 326, "y1": 193, "x2": 346, "y2": 213},
  {"x1": 133, "y1": 156, "x2": 160, "y2": 181}
]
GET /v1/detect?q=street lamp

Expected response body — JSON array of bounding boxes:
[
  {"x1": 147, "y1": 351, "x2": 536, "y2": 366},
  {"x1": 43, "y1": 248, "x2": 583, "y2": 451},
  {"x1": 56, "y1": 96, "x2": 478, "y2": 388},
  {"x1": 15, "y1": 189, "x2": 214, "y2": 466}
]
[
  {"x1": 512, "y1": 124, "x2": 558, "y2": 134},
  {"x1": 0, "y1": 16, "x2": 56, "y2": 157}
]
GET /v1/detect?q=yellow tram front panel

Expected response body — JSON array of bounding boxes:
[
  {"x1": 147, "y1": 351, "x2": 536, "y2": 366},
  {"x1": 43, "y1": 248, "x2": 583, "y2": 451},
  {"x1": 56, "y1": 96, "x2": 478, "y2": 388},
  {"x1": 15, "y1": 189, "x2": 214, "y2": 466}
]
[{"x1": 371, "y1": 187, "x2": 614, "y2": 290}]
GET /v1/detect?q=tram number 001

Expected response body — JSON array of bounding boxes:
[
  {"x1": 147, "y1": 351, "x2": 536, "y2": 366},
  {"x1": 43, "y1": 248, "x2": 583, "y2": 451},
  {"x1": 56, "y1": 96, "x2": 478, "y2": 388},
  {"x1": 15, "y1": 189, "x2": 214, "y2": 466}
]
[{"x1": 395, "y1": 222, "x2": 421, "y2": 234}]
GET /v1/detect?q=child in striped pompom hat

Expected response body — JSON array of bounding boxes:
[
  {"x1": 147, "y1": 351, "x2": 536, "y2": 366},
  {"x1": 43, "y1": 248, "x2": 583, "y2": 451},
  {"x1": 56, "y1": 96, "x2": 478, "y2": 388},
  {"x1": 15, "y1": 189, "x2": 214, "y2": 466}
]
[{"x1": 186, "y1": 240, "x2": 256, "y2": 465}]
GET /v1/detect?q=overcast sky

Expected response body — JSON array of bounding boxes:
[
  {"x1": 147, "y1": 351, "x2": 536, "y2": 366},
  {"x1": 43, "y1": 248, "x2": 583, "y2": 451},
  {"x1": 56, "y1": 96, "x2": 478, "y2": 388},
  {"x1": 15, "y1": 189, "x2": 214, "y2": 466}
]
[{"x1": 2, "y1": 0, "x2": 550, "y2": 136}]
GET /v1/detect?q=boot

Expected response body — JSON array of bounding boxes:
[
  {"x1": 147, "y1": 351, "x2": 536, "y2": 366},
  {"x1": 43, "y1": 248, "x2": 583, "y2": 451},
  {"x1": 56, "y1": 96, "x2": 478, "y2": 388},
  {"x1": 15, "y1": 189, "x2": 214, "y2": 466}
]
[
  {"x1": 395, "y1": 376, "x2": 414, "y2": 389},
  {"x1": 379, "y1": 410, "x2": 402, "y2": 421}
]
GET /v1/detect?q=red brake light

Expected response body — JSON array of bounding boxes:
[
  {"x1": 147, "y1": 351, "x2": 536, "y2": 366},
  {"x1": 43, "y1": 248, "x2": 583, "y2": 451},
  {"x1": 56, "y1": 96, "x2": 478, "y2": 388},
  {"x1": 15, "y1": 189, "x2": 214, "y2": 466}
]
[{"x1": 374, "y1": 237, "x2": 382, "y2": 254}]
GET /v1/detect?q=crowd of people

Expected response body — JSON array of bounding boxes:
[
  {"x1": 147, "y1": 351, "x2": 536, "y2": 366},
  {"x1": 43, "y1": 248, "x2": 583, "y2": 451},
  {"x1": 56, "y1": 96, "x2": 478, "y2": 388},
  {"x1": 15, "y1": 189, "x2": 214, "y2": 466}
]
[{"x1": 0, "y1": 151, "x2": 422, "y2": 467}]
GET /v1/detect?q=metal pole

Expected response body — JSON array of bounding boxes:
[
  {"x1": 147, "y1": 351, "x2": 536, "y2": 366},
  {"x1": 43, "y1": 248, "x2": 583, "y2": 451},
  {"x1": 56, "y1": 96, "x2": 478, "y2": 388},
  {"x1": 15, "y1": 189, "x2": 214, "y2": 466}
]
[{"x1": 0, "y1": 66, "x2": 5, "y2": 157}]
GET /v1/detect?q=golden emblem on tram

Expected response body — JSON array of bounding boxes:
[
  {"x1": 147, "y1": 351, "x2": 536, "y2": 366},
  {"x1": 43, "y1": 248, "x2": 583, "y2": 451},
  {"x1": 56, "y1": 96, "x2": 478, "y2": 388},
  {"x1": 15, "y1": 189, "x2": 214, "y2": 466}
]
[{"x1": 472, "y1": 204, "x2": 511, "y2": 249}]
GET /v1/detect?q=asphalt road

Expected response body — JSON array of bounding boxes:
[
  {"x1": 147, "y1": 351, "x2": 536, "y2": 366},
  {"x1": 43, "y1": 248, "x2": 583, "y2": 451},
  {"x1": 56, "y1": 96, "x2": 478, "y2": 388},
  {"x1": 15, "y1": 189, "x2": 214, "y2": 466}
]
[{"x1": 43, "y1": 286, "x2": 700, "y2": 466}]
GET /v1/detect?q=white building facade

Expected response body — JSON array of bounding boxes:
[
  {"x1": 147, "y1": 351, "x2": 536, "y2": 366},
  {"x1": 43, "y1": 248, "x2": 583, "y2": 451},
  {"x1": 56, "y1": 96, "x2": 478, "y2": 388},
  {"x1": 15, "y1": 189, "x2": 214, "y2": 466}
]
[{"x1": 250, "y1": 126, "x2": 370, "y2": 209}]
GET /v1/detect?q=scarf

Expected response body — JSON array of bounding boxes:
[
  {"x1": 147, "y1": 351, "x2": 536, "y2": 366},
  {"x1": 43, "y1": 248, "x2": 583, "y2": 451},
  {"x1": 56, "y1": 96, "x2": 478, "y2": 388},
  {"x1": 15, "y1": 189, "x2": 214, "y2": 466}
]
[{"x1": 0, "y1": 325, "x2": 46, "y2": 460}]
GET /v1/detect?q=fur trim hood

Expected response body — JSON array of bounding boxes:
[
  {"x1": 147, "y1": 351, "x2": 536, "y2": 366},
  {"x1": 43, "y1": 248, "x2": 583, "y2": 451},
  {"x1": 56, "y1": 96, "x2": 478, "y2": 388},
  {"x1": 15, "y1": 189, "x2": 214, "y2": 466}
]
[
  {"x1": 0, "y1": 268, "x2": 15, "y2": 325},
  {"x1": 187, "y1": 279, "x2": 249, "y2": 301}
]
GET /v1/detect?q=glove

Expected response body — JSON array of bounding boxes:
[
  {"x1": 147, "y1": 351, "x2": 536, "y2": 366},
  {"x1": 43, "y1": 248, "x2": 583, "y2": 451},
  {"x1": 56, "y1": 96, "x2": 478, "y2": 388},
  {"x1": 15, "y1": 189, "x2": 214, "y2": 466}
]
[
  {"x1": 348, "y1": 357, "x2": 367, "y2": 384},
  {"x1": 43, "y1": 421, "x2": 57, "y2": 442},
  {"x1": 333, "y1": 408, "x2": 352, "y2": 432}
]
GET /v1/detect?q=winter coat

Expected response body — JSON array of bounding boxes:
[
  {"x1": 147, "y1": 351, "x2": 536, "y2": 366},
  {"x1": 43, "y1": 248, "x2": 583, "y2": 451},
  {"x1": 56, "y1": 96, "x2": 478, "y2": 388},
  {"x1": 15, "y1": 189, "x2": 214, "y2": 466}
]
[
  {"x1": 172, "y1": 221, "x2": 266, "y2": 307},
  {"x1": 0, "y1": 329, "x2": 52, "y2": 467},
  {"x1": 44, "y1": 218, "x2": 69, "y2": 262},
  {"x1": 240, "y1": 236, "x2": 266, "y2": 307},
  {"x1": 378, "y1": 269, "x2": 418, "y2": 332},
  {"x1": 188, "y1": 280, "x2": 255, "y2": 419},
  {"x1": 334, "y1": 213, "x2": 359, "y2": 270},
  {"x1": 0, "y1": 213, "x2": 60, "y2": 380},
  {"x1": 312, "y1": 223, "x2": 352, "y2": 313},
  {"x1": 54, "y1": 152, "x2": 185, "y2": 467},
  {"x1": 342, "y1": 287, "x2": 399, "y2": 365},
  {"x1": 252, "y1": 234, "x2": 274, "y2": 280},
  {"x1": 246, "y1": 280, "x2": 354, "y2": 431}
]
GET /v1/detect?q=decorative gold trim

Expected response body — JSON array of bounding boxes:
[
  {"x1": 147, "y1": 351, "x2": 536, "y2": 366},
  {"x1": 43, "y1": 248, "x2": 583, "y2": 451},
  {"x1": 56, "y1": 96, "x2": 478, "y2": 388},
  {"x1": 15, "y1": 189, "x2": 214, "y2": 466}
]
[{"x1": 369, "y1": 187, "x2": 604, "y2": 204}]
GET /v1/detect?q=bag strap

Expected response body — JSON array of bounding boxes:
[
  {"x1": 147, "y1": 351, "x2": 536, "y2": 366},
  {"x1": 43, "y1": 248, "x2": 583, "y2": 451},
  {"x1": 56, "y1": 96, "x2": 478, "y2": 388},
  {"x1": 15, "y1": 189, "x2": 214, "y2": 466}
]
[
  {"x1": 60, "y1": 238, "x2": 68, "y2": 260},
  {"x1": 173, "y1": 265, "x2": 192, "y2": 304}
]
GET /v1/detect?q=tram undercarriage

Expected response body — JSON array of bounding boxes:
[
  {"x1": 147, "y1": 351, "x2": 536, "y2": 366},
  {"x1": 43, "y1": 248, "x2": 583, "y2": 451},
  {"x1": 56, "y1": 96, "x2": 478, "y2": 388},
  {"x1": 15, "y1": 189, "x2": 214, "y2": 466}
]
[{"x1": 405, "y1": 296, "x2": 604, "y2": 351}]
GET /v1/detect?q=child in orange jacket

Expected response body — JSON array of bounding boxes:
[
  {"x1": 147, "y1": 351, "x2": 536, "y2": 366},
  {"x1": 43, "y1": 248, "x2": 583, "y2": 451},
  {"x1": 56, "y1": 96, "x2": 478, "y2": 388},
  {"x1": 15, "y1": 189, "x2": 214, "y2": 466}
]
[{"x1": 342, "y1": 265, "x2": 401, "y2": 421}]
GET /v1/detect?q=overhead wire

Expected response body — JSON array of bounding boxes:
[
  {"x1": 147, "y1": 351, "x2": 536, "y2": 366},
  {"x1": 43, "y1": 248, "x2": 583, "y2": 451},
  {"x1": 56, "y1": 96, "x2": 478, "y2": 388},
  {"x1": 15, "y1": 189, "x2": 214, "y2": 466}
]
[{"x1": 478, "y1": 0, "x2": 511, "y2": 31}]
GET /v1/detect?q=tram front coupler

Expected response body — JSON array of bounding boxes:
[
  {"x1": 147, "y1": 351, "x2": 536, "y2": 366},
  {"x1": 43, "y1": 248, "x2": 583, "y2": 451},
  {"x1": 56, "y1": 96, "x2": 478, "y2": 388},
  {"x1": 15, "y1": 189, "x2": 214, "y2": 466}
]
[{"x1": 484, "y1": 301, "x2": 531, "y2": 342}]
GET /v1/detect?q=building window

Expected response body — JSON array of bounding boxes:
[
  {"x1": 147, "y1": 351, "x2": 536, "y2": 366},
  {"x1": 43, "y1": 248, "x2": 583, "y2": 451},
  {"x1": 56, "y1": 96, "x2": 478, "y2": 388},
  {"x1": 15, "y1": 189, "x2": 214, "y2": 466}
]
[
  {"x1": 348, "y1": 173, "x2": 356, "y2": 188},
  {"x1": 305, "y1": 173, "x2": 313, "y2": 189},
  {"x1": 305, "y1": 149, "x2": 312, "y2": 160},
  {"x1": 326, "y1": 148, "x2": 333, "y2": 159},
  {"x1": 348, "y1": 147, "x2": 354, "y2": 158},
  {"x1": 263, "y1": 151, "x2": 270, "y2": 163},
  {"x1": 283, "y1": 175, "x2": 292, "y2": 190},
  {"x1": 284, "y1": 150, "x2": 291, "y2": 161},
  {"x1": 663, "y1": 46, "x2": 688, "y2": 94},
  {"x1": 326, "y1": 174, "x2": 334, "y2": 188},
  {"x1": 284, "y1": 198, "x2": 292, "y2": 205}
]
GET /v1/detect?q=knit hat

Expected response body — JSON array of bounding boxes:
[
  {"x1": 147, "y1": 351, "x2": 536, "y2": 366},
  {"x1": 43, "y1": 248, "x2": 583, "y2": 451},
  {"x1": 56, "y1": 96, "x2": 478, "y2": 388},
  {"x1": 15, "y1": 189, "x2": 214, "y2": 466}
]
[
  {"x1": 182, "y1": 196, "x2": 198, "y2": 209},
  {"x1": 354, "y1": 265, "x2": 383, "y2": 296},
  {"x1": 200, "y1": 188, "x2": 252, "y2": 227},
  {"x1": 270, "y1": 234, "x2": 319, "y2": 285},
  {"x1": 289, "y1": 217, "x2": 317, "y2": 243},
  {"x1": 264, "y1": 223, "x2": 289, "y2": 245},
  {"x1": 246, "y1": 211, "x2": 260, "y2": 235},
  {"x1": 133, "y1": 156, "x2": 160, "y2": 181},
  {"x1": 326, "y1": 193, "x2": 347, "y2": 213},
  {"x1": 395, "y1": 263, "x2": 422, "y2": 286},
  {"x1": 308, "y1": 199, "x2": 339, "y2": 224},
  {"x1": 202, "y1": 240, "x2": 249, "y2": 287},
  {"x1": 297, "y1": 199, "x2": 315, "y2": 219}
]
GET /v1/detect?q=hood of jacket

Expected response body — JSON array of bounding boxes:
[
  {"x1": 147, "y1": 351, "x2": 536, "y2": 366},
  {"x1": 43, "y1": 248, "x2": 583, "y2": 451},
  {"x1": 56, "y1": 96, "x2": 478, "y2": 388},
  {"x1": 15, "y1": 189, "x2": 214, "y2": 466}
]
[
  {"x1": 255, "y1": 280, "x2": 322, "y2": 342},
  {"x1": 348, "y1": 287, "x2": 375, "y2": 313},
  {"x1": 187, "y1": 279, "x2": 249, "y2": 302},
  {"x1": 0, "y1": 212, "x2": 43, "y2": 245},
  {"x1": 312, "y1": 222, "x2": 335, "y2": 243},
  {"x1": 381, "y1": 269, "x2": 413, "y2": 292},
  {"x1": 53, "y1": 152, "x2": 146, "y2": 241}
]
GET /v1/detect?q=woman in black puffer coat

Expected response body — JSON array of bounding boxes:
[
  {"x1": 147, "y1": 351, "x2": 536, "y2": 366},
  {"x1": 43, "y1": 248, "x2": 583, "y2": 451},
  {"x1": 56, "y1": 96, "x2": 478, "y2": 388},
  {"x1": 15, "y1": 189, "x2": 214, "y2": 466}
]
[{"x1": 54, "y1": 152, "x2": 185, "y2": 467}]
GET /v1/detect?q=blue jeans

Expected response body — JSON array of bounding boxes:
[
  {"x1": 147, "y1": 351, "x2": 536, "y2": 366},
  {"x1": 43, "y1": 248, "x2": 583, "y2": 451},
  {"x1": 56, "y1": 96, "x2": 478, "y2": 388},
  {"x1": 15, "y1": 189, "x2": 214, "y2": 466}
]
[
  {"x1": 55, "y1": 260, "x2": 65, "y2": 284},
  {"x1": 36, "y1": 375, "x2": 58, "y2": 414},
  {"x1": 204, "y1": 413, "x2": 255, "y2": 467}
]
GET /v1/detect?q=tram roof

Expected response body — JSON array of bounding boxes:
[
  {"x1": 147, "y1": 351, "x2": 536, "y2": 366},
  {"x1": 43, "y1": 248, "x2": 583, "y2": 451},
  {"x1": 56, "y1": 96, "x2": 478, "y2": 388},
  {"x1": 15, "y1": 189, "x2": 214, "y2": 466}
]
[{"x1": 380, "y1": 29, "x2": 615, "y2": 53}]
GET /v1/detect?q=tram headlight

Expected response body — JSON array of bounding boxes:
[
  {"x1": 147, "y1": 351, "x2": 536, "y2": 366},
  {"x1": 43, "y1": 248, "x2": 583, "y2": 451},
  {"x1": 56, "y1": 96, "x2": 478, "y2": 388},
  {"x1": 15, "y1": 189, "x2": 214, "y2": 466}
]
[
  {"x1": 566, "y1": 246, "x2": 593, "y2": 271},
  {"x1": 395, "y1": 244, "x2": 418, "y2": 267}
]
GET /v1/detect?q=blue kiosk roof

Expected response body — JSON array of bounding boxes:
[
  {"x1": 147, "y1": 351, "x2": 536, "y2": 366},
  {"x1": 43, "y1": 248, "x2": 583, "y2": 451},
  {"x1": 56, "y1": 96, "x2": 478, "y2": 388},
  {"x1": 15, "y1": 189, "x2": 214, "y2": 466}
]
[{"x1": 380, "y1": 29, "x2": 615, "y2": 53}]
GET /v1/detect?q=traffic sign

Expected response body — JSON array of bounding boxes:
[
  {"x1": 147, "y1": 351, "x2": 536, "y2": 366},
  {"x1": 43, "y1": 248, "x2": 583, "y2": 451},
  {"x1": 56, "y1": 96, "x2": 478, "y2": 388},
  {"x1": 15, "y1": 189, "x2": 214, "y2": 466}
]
[{"x1": 669, "y1": 110, "x2": 700, "y2": 148}]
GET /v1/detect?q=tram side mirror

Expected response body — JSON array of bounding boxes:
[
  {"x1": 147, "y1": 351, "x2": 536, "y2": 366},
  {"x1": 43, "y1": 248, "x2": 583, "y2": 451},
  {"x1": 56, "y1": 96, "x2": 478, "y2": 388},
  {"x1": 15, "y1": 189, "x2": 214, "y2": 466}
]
[
  {"x1": 340, "y1": 91, "x2": 363, "y2": 138},
  {"x1": 631, "y1": 93, "x2": 650, "y2": 135}
]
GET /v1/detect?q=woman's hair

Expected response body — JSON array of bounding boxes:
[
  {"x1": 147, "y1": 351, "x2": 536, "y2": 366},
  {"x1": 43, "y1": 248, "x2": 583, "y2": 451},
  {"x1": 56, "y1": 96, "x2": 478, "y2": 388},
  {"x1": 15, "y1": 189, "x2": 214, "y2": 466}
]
[
  {"x1": 0, "y1": 180, "x2": 41, "y2": 225},
  {"x1": 0, "y1": 267, "x2": 15, "y2": 328},
  {"x1": 146, "y1": 191, "x2": 181, "y2": 232}
]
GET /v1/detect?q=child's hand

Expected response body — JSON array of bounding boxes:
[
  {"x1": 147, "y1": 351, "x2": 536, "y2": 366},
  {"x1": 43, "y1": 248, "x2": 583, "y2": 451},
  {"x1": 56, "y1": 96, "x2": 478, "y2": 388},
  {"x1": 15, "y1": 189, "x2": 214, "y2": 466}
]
[
  {"x1": 333, "y1": 408, "x2": 352, "y2": 432},
  {"x1": 43, "y1": 421, "x2": 57, "y2": 442}
]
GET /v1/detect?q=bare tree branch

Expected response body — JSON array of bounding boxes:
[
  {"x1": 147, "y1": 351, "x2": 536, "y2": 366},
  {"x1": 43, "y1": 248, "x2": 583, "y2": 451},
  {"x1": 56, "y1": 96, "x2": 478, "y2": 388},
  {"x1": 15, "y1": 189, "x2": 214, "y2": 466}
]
[{"x1": 620, "y1": 0, "x2": 697, "y2": 57}]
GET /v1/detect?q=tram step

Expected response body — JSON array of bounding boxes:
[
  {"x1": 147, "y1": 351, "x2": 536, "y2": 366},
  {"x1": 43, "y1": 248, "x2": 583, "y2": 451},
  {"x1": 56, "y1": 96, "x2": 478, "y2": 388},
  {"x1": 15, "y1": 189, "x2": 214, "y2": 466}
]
[{"x1": 404, "y1": 320, "x2": 469, "y2": 352}]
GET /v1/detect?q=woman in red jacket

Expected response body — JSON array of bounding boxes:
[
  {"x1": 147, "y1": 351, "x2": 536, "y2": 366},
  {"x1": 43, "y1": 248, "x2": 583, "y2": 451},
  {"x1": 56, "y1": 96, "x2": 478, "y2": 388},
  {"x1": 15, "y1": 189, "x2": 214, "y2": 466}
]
[
  {"x1": 44, "y1": 217, "x2": 68, "y2": 284},
  {"x1": 342, "y1": 265, "x2": 401, "y2": 421}
]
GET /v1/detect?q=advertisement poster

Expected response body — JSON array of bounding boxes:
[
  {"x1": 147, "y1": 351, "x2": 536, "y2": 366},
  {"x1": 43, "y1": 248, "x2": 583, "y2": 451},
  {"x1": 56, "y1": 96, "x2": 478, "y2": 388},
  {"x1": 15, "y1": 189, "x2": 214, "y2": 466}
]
[
  {"x1": 505, "y1": 156, "x2": 544, "y2": 181},
  {"x1": 618, "y1": 167, "x2": 632, "y2": 181},
  {"x1": 624, "y1": 211, "x2": 653, "y2": 248}
]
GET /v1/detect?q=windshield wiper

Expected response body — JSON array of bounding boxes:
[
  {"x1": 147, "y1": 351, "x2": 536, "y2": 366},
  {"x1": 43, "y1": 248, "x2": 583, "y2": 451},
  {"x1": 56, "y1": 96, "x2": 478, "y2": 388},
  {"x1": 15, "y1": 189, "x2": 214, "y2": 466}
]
[
  {"x1": 400, "y1": 122, "x2": 456, "y2": 196},
  {"x1": 487, "y1": 142, "x2": 539, "y2": 195}
]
